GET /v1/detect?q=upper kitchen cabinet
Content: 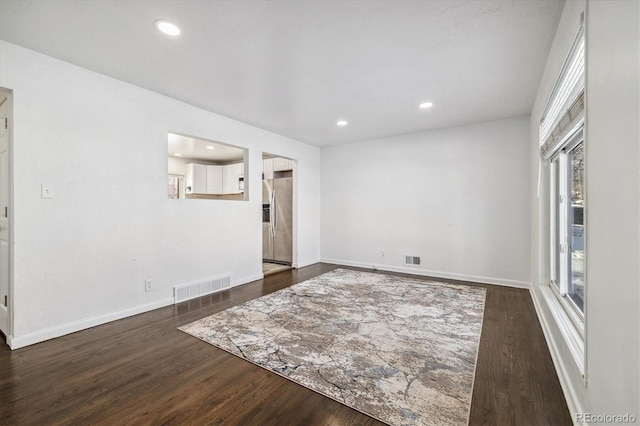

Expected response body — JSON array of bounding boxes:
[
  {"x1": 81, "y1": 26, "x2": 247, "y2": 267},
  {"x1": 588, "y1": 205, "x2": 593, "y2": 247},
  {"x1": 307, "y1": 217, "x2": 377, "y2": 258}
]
[
  {"x1": 206, "y1": 165, "x2": 223, "y2": 195},
  {"x1": 273, "y1": 157, "x2": 293, "y2": 172},
  {"x1": 263, "y1": 156, "x2": 293, "y2": 180},
  {"x1": 222, "y1": 163, "x2": 244, "y2": 194},
  {"x1": 168, "y1": 132, "x2": 248, "y2": 201},
  {"x1": 185, "y1": 163, "x2": 207, "y2": 194},
  {"x1": 184, "y1": 162, "x2": 243, "y2": 195},
  {"x1": 263, "y1": 158, "x2": 274, "y2": 180}
]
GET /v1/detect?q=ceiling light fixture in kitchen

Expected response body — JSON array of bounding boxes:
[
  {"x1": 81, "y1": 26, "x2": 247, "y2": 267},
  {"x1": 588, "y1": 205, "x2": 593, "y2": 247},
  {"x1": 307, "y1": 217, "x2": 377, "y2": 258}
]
[
  {"x1": 336, "y1": 120, "x2": 348, "y2": 126},
  {"x1": 419, "y1": 102, "x2": 433, "y2": 109}
]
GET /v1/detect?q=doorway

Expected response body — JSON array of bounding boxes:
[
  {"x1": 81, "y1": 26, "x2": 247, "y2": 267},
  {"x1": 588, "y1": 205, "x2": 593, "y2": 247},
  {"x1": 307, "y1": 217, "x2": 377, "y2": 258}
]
[
  {"x1": 262, "y1": 154, "x2": 295, "y2": 276},
  {"x1": 0, "y1": 88, "x2": 12, "y2": 342}
]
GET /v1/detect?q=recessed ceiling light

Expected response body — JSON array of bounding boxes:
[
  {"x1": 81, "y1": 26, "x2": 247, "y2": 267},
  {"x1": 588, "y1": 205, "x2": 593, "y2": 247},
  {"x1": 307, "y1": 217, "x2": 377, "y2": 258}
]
[
  {"x1": 336, "y1": 120, "x2": 348, "y2": 126},
  {"x1": 174, "y1": 153, "x2": 182, "y2": 157},
  {"x1": 419, "y1": 102, "x2": 433, "y2": 109},
  {"x1": 155, "y1": 20, "x2": 180, "y2": 36},
  {"x1": 206, "y1": 145, "x2": 216, "y2": 150}
]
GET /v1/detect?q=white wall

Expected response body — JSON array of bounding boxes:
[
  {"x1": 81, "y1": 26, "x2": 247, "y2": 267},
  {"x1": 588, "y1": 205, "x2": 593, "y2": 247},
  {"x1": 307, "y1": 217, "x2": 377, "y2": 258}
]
[
  {"x1": 529, "y1": 0, "x2": 640, "y2": 420},
  {"x1": 0, "y1": 41, "x2": 321, "y2": 348},
  {"x1": 321, "y1": 116, "x2": 531, "y2": 287}
]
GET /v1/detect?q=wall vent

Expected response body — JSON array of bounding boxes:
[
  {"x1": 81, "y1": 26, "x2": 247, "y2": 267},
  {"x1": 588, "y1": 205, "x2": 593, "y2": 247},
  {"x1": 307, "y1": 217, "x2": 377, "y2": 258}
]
[
  {"x1": 173, "y1": 275, "x2": 231, "y2": 304},
  {"x1": 404, "y1": 255, "x2": 421, "y2": 266}
]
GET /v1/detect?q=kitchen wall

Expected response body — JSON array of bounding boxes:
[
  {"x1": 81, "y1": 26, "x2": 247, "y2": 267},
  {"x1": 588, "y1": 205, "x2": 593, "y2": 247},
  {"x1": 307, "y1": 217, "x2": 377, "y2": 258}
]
[
  {"x1": 321, "y1": 115, "x2": 531, "y2": 287},
  {"x1": 528, "y1": 0, "x2": 639, "y2": 419},
  {"x1": 168, "y1": 156, "x2": 187, "y2": 175},
  {"x1": 0, "y1": 41, "x2": 321, "y2": 348}
]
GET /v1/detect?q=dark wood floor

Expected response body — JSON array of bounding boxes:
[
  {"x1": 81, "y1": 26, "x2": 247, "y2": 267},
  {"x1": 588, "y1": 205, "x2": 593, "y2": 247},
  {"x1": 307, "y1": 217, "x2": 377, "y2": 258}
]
[{"x1": 0, "y1": 263, "x2": 571, "y2": 425}]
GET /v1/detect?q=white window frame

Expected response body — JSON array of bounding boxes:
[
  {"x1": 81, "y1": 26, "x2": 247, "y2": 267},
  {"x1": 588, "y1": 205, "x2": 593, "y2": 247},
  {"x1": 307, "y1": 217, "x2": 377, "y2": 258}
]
[
  {"x1": 539, "y1": 22, "x2": 586, "y2": 376},
  {"x1": 543, "y1": 120, "x2": 586, "y2": 376},
  {"x1": 549, "y1": 127, "x2": 585, "y2": 332}
]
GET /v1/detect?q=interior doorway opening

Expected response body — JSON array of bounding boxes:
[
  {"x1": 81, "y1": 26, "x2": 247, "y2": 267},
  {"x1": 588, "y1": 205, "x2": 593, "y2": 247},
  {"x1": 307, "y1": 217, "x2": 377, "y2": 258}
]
[{"x1": 262, "y1": 153, "x2": 295, "y2": 276}]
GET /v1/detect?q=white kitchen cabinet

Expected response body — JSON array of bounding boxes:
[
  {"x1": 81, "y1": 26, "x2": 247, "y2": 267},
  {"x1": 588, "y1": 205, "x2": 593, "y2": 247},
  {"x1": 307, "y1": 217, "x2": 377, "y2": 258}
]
[
  {"x1": 273, "y1": 157, "x2": 293, "y2": 171},
  {"x1": 185, "y1": 163, "x2": 207, "y2": 194},
  {"x1": 186, "y1": 163, "x2": 240, "y2": 196},
  {"x1": 263, "y1": 158, "x2": 274, "y2": 180},
  {"x1": 206, "y1": 165, "x2": 223, "y2": 194},
  {"x1": 222, "y1": 162, "x2": 243, "y2": 194}
]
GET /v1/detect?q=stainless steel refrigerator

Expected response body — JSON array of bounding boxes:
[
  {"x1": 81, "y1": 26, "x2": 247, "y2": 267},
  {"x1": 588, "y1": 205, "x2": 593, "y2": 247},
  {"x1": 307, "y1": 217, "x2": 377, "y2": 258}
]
[{"x1": 262, "y1": 177, "x2": 293, "y2": 264}]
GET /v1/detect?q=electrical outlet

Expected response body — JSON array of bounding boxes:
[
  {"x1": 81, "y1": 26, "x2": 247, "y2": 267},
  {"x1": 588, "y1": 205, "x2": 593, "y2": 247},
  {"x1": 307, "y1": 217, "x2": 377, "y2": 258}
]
[
  {"x1": 380, "y1": 250, "x2": 386, "y2": 258},
  {"x1": 145, "y1": 279, "x2": 153, "y2": 292}
]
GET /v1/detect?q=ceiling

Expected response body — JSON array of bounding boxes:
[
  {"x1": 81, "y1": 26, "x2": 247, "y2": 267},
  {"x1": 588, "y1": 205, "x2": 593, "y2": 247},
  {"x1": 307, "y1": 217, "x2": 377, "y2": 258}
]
[
  {"x1": 0, "y1": 0, "x2": 563, "y2": 147},
  {"x1": 168, "y1": 133, "x2": 244, "y2": 163}
]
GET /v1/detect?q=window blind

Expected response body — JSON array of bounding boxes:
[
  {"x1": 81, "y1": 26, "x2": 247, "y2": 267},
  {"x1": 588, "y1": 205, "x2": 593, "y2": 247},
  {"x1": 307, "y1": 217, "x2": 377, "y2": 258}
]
[
  {"x1": 539, "y1": 27, "x2": 585, "y2": 159},
  {"x1": 541, "y1": 91, "x2": 584, "y2": 160}
]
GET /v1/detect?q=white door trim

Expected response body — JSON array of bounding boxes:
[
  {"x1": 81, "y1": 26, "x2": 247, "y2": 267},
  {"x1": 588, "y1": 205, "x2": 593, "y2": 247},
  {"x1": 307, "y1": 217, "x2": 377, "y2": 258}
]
[{"x1": 0, "y1": 88, "x2": 13, "y2": 346}]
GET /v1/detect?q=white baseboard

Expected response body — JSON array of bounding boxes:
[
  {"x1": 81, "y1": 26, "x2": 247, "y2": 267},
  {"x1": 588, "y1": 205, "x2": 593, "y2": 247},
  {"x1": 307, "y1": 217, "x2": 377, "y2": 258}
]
[
  {"x1": 529, "y1": 286, "x2": 584, "y2": 424},
  {"x1": 9, "y1": 297, "x2": 174, "y2": 350},
  {"x1": 231, "y1": 273, "x2": 264, "y2": 287},
  {"x1": 9, "y1": 271, "x2": 269, "y2": 350},
  {"x1": 6, "y1": 334, "x2": 15, "y2": 348},
  {"x1": 321, "y1": 258, "x2": 530, "y2": 288},
  {"x1": 7, "y1": 263, "x2": 526, "y2": 350},
  {"x1": 296, "y1": 258, "x2": 321, "y2": 269}
]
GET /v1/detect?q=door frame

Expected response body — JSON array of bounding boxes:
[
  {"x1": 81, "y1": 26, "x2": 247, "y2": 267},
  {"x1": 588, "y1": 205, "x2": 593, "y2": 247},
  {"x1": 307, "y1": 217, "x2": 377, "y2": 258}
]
[
  {"x1": 261, "y1": 152, "x2": 297, "y2": 268},
  {"x1": 0, "y1": 87, "x2": 14, "y2": 347}
]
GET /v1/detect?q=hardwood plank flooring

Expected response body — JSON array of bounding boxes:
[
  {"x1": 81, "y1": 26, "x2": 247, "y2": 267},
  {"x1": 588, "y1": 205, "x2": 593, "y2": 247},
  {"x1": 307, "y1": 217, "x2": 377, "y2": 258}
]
[
  {"x1": 0, "y1": 263, "x2": 571, "y2": 425},
  {"x1": 262, "y1": 262, "x2": 292, "y2": 276}
]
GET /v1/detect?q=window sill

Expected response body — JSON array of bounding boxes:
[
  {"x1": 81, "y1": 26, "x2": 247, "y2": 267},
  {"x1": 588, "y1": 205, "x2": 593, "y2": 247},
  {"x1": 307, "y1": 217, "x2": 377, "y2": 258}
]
[{"x1": 540, "y1": 284, "x2": 585, "y2": 377}]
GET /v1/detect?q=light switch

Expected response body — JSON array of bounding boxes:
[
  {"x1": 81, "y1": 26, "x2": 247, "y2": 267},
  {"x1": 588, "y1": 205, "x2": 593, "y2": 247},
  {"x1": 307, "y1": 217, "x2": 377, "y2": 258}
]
[{"x1": 41, "y1": 184, "x2": 54, "y2": 199}]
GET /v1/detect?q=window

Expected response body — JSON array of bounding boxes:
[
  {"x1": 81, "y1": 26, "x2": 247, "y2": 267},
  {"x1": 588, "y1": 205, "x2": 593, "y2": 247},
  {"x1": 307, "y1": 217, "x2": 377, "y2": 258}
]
[
  {"x1": 550, "y1": 130, "x2": 584, "y2": 317},
  {"x1": 539, "y1": 23, "x2": 585, "y2": 373}
]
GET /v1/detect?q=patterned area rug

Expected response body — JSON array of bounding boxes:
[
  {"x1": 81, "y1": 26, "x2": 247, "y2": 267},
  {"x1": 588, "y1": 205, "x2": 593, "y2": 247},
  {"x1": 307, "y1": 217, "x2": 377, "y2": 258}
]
[{"x1": 179, "y1": 269, "x2": 486, "y2": 426}]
